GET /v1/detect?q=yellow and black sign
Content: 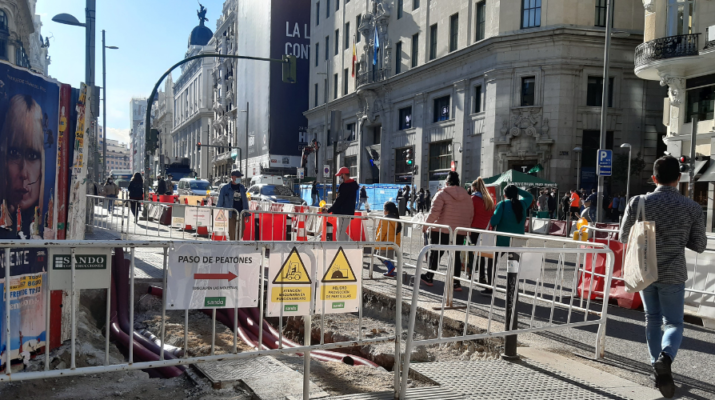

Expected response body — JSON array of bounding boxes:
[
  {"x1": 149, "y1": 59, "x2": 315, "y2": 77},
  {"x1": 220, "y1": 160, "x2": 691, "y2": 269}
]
[
  {"x1": 273, "y1": 247, "x2": 312, "y2": 284},
  {"x1": 214, "y1": 209, "x2": 227, "y2": 222},
  {"x1": 321, "y1": 247, "x2": 357, "y2": 283}
]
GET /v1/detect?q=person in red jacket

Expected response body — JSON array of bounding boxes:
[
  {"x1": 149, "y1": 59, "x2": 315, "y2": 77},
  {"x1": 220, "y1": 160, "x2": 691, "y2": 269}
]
[{"x1": 467, "y1": 177, "x2": 496, "y2": 295}]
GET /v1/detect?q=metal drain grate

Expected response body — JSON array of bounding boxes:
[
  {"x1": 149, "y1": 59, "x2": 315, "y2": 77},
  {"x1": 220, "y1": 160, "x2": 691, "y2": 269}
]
[
  {"x1": 194, "y1": 356, "x2": 286, "y2": 383},
  {"x1": 328, "y1": 386, "x2": 462, "y2": 399},
  {"x1": 411, "y1": 360, "x2": 629, "y2": 400}
]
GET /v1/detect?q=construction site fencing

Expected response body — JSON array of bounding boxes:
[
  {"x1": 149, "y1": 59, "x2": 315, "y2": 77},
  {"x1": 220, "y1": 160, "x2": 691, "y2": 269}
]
[
  {"x1": 0, "y1": 239, "x2": 406, "y2": 400},
  {"x1": 399, "y1": 242, "x2": 615, "y2": 398},
  {"x1": 87, "y1": 195, "x2": 240, "y2": 241},
  {"x1": 578, "y1": 224, "x2": 715, "y2": 314}
]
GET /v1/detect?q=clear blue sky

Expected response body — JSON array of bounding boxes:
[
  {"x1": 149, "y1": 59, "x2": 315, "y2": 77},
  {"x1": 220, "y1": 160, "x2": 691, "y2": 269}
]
[{"x1": 36, "y1": 0, "x2": 224, "y2": 144}]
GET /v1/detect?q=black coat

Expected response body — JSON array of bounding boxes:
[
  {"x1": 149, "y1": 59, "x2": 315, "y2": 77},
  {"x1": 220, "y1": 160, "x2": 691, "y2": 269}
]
[
  {"x1": 327, "y1": 180, "x2": 359, "y2": 215},
  {"x1": 157, "y1": 179, "x2": 167, "y2": 195},
  {"x1": 128, "y1": 180, "x2": 144, "y2": 199}
]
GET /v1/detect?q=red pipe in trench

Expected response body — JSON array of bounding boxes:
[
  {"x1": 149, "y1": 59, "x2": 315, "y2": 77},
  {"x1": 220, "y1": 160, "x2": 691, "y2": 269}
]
[
  {"x1": 147, "y1": 286, "x2": 377, "y2": 367},
  {"x1": 111, "y1": 248, "x2": 184, "y2": 378}
]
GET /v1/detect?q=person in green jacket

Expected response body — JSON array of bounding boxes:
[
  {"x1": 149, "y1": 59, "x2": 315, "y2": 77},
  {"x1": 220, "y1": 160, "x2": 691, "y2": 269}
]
[{"x1": 489, "y1": 185, "x2": 533, "y2": 247}]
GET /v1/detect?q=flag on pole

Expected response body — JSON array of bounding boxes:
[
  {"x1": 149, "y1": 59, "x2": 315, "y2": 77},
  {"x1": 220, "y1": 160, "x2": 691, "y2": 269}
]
[
  {"x1": 352, "y1": 36, "x2": 356, "y2": 77},
  {"x1": 373, "y1": 26, "x2": 380, "y2": 66}
]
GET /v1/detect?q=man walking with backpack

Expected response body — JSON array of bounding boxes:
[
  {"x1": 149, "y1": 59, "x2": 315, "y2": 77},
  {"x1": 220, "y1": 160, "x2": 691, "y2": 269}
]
[{"x1": 619, "y1": 156, "x2": 706, "y2": 398}]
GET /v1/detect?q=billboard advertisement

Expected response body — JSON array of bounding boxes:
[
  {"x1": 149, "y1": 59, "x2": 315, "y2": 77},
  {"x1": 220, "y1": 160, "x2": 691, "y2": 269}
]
[
  {"x1": 0, "y1": 61, "x2": 61, "y2": 241},
  {"x1": 238, "y1": 0, "x2": 310, "y2": 175},
  {"x1": 269, "y1": 0, "x2": 310, "y2": 157}
]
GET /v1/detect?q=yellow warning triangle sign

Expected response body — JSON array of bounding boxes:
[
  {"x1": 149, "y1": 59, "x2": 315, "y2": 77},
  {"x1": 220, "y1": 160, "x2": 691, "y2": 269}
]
[
  {"x1": 273, "y1": 247, "x2": 312, "y2": 284},
  {"x1": 321, "y1": 247, "x2": 357, "y2": 283},
  {"x1": 215, "y1": 209, "x2": 227, "y2": 221}
]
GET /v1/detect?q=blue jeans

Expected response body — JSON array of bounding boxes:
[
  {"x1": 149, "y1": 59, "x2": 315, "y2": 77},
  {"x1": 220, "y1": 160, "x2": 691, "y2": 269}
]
[{"x1": 640, "y1": 282, "x2": 685, "y2": 364}]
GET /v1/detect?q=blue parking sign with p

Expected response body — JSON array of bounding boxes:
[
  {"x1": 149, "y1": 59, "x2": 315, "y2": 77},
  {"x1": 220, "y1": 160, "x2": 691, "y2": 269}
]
[{"x1": 597, "y1": 149, "x2": 612, "y2": 176}]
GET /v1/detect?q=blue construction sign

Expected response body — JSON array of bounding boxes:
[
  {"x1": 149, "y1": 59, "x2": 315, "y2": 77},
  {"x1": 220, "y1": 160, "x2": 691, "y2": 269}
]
[{"x1": 597, "y1": 149, "x2": 612, "y2": 176}]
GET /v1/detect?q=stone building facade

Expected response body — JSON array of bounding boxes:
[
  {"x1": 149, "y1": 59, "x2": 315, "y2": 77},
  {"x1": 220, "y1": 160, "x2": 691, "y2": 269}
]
[
  {"x1": 0, "y1": 0, "x2": 50, "y2": 75},
  {"x1": 129, "y1": 98, "x2": 147, "y2": 174},
  {"x1": 151, "y1": 74, "x2": 174, "y2": 177},
  {"x1": 304, "y1": 0, "x2": 665, "y2": 196},
  {"x1": 170, "y1": 13, "x2": 215, "y2": 180},
  {"x1": 98, "y1": 126, "x2": 130, "y2": 172},
  {"x1": 209, "y1": 0, "x2": 239, "y2": 185},
  {"x1": 635, "y1": 0, "x2": 715, "y2": 230}
]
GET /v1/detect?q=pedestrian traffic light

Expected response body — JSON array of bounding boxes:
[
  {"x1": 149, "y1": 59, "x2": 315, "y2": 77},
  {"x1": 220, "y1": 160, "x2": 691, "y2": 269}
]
[
  {"x1": 282, "y1": 55, "x2": 297, "y2": 84},
  {"x1": 197, "y1": 142, "x2": 201, "y2": 151},
  {"x1": 679, "y1": 155, "x2": 689, "y2": 172}
]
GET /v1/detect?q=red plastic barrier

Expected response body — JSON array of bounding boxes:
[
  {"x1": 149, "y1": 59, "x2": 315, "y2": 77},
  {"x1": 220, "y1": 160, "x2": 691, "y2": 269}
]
[
  {"x1": 548, "y1": 220, "x2": 568, "y2": 236},
  {"x1": 577, "y1": 238, "x2": 641, "y2": 309},
  {"x1": 159, "y1": 194, "x2": 174, "y2": 203},
  {"x1": 321, "y1": 213, "x2": 366, "y2": 242},
  {"x1": 259, "y1": 213, "x2": 287, "y2": 241},
  {"x1": 594, "y1": 223, "x2": 620, "y2": 240}
]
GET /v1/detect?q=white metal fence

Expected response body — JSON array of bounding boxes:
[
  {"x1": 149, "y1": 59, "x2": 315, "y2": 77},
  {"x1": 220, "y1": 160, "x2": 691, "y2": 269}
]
[
  {"x1": 0, "y1": 239, "x2": 404, "y2": 400},
  {"x1": 399, "y1": 243, "x2": 615, "y2": 398}
]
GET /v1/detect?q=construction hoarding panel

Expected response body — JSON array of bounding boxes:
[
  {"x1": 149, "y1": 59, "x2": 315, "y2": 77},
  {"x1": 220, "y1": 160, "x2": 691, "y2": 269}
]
[
  {"x1": 267, "y1": 244, "x2": 314, "y2": 316},
  {"x1": 166, "y1": 243, "x2": 260, "y2": 310},
  {"x1": 0, "y1": 248, "x2": 47, "y2": 369},
  {"x1": 0, "y1": 61, "x2": 61, "y2": 241}
]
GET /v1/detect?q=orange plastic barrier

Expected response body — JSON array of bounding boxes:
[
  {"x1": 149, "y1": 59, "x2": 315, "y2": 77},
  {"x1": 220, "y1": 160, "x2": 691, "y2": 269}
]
[{"x1": 320, "y1": 213, "x2": 367, "y2": 242}]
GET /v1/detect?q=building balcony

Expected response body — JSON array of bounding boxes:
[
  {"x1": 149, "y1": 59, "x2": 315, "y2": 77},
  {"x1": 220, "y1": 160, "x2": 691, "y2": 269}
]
[
  {"x1": 357, "y1": 68, "x2": 388, "y2": 88},
  {"x1": 212, "y1": 151, "x2": 233, "y2": 165},
  {"x1": 634, "y1": 33, "x2": 715, "y2": 80}
]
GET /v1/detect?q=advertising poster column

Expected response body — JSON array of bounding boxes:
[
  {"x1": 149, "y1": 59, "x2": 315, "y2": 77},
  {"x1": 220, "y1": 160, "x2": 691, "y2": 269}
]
[
  {"x1": 315, "y1": 246, "x2": 362, "y2": 314},
  {"x1": 0, "y1": 61, "x2": 61, "y2": 241},
  {"x1": 166, "y1": 243, "x2": 260, "y2": 309},
  {"x1": 267, "y1": 244, "x2": 315, "y2": 316},
  {"x1": 0, "y1": 248, "x2": 47, "y2": 369}
]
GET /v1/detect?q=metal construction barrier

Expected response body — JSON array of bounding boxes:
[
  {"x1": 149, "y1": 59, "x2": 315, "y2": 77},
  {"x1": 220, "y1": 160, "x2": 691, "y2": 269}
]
[
  {"x1": 579, "y1": 225, "x2": 715, "y2": 316},
  {"x1": 87, "y1": 195, "x2": 240, "y2": 241},
  {"x1": 399, "y1": 243, "x2": 615, "y2": 397},
  {"x1": 239, "y1": 208, "x2": 371, "y2": 243},
  {"x1": 0, "y1": 239, "x2": 405, "y2": 400}
]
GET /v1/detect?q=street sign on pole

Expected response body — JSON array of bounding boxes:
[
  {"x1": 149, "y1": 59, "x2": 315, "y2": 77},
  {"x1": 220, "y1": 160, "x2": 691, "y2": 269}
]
[
  {"x1": 297, "y1": 167, "x2": 305, "y2": 179},
  {"x1": 323, "y1": 165, "x2": 330, "y2": 176},
  {"x1": 597, "y1": 149, "x2": 612, "y2": 176}
]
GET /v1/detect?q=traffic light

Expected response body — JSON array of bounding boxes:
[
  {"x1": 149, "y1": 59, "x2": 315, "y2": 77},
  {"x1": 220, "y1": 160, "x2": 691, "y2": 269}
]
[
  {"x1": 413, "y1": 164, "x2": 419, "y2": 174},
  {"x1": 679, "y1": 155, "x2": 689, "y2": 172},
  {"x1": 147, "y1": 129, "x2": 159, "y2": 153},
  {"x1": 282, "y1": 55, "x2": 297, "y2": 84},
  {"x1": 404, "y1": 148, "x2": 413, "y2": 165},
  {"x1": 197, "y1": 142, "x2": 201, "y2": 151}
]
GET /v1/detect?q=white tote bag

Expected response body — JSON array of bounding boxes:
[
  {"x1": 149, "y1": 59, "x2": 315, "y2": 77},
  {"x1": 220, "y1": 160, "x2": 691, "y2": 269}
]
[{"x1": 623, "y1": 196, "x2": 658, "y2": 293}]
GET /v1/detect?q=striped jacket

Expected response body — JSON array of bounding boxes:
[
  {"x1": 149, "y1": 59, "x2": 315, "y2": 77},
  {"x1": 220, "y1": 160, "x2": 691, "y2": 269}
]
[{"x1": 619, "y1": 186, "x2": 707, "y2": 284}]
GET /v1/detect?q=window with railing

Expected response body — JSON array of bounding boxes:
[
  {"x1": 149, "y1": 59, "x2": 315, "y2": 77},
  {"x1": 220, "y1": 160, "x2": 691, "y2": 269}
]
[
  {"x1": 667, "y1": 0, "x2": 693, "y2": 36},
  {"x1": 686, "y1": 85, "x2": 715, "y2": 122},
  {"x1": 521, "y1": 0, "x2": 541, "y2": 29}
]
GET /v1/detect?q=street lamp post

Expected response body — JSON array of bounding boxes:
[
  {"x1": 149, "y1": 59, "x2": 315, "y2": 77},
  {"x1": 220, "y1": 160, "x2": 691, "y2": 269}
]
[
  {"x1": 53, "y1": 0, "x2": 97, "y2": 184},
  {"x1": 620, "y1": 143, "x2": 632, "y2": 203},
  {"x1": 102, "y1": 30, "x2": 118, "y2": 181},
  {"x1": 240, "y1": 102, "x2": 250, "y2": 184},
  {"x1": 596, "y1": 0, "x2": 614, "y2": 223},
  {"x1": 574, "y1": 147, "x2": 583, "y2": 190}
]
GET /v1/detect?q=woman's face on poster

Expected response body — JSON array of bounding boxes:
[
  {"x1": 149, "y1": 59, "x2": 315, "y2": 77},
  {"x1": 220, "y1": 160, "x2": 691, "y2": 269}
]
[
  {"x1": 4, "y1": 95, "x2": 43, "y2": 211},
  {"x1": 8, "y1": 142, "x2": 41, "y2": 209}
]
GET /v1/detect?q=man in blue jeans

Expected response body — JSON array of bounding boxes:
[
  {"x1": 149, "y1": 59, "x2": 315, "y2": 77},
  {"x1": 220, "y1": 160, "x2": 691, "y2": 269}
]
[{"x1": 620, "y1": 156, "x2": 706, "y2": 398}]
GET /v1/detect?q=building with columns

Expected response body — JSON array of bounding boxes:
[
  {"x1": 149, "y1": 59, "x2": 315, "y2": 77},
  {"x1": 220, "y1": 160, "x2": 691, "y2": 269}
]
[
  {"x1": 305, "y1": 0, "x2": 665, "y2": 197},
  {"x1": 0, "y1": 0, "x2": 50, "y2": 75},
  {"x1": 209, "y1": 0, "x2": 239, "y2": 185},
  {"x1": 170, "y1": 11, "x2": 215, "y2": 180},
  {"x1": 635, "y1": 0, "x2": 715, "y2": 230}
]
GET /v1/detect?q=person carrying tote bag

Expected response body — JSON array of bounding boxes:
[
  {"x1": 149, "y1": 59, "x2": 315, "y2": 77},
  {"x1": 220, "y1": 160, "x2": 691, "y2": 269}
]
[
  {"x1": 622, "y1": 196, "x2": 657, "y2": 293},
  {"x1": 619, "y1": 156, "x2": 706, "y2": 399}
]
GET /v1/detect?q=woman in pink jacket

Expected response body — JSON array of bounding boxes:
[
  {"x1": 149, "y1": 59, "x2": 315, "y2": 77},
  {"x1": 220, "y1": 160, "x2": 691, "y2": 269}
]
[{"x1": 420, "y1": 171, "x2": 474, "y2": 290}]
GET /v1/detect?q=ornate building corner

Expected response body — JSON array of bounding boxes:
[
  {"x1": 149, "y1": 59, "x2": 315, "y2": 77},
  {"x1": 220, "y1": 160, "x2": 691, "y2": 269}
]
[
  {"x1": 642, "y1": 0, "x2": 655, "y2": 13},
  {"x1": 659, "y1": 74, "x2": 685, "y2": 106}
]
